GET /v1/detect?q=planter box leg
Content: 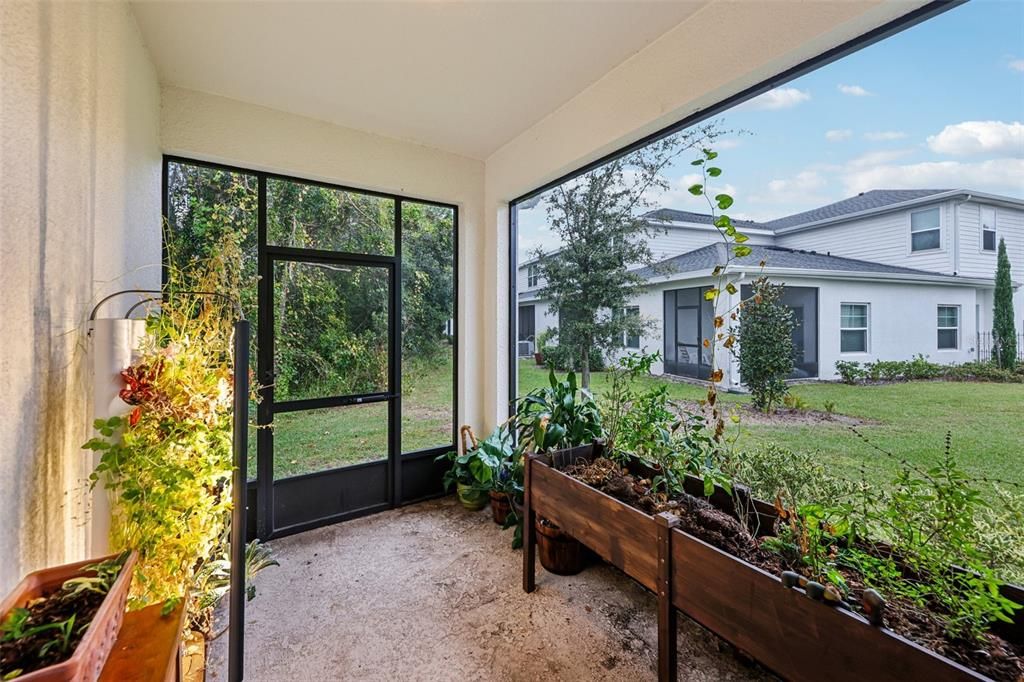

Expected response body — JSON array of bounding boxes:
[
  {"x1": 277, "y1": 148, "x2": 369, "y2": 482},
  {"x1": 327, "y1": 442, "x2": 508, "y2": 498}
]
[
  {"x1": 523, "y1": 454, "x2": 536, "y2": 593},
  {"x1": 656, "y1": 512, "x2": 679, "y2": 682}
]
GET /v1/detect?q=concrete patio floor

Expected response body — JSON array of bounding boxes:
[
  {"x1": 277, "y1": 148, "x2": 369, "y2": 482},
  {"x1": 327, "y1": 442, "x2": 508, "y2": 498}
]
[{"x1": 211, "y1": 497, "x2": 777, "y2": 681}]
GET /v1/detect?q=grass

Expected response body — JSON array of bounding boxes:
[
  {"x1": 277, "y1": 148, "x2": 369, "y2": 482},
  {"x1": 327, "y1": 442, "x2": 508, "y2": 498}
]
[
  {"x1": 250, "y1": 355, "x2": 1022, "y2": 490},
  {"x1": 518, "y1": 360, "x2": 1024, "y2": 491},
  {"x1": 248, "y1": 353, "x2": 454, "y2": 479}
]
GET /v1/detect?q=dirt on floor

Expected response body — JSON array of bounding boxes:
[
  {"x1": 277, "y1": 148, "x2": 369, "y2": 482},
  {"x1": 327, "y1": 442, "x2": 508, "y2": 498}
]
[{"x1": 208, "y1": 497, "x2": 778, "y2": 682}]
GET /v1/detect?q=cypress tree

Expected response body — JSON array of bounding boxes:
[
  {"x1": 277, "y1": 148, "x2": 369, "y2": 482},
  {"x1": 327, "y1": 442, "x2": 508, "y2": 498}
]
[{"x1": 992, "y1": 237, "x2": 1017, "y2": 369}]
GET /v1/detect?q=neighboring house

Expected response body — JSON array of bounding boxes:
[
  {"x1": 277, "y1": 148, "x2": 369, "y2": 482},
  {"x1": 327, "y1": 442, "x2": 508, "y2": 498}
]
[{"x1": 517, "y1": 189, "x2": 1024, "y2": 386}]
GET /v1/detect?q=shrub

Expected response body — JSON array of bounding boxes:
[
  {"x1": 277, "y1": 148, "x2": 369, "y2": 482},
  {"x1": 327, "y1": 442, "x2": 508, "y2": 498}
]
[
  {"x1": 736, "y1": 278, "x2": 795, "y2": 412},
  {"x1": 993, "y1": 238, "x2": 1017, "y2": 370},
  {"x1": 782, "y1": 392, "x2": 810, "y2": 411},
  {"x1": 834, "y1": 356, "x2": 1021, "y2": 384},
  {"x1": 834, "y1": 360, "x2": 865, "y2": 384}
]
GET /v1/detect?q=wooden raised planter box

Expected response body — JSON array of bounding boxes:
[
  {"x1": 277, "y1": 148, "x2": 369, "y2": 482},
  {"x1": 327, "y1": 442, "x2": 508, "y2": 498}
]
[{"x1": 522, "y1": 443, "x2": 1023, "y2": 682}]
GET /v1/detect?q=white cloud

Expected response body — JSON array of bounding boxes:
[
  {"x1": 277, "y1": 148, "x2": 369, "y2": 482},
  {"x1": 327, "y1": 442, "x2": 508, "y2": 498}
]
[
  {"x1": 767, "y1": 171, "x2": 826, "y2": 194},
  {"x1": 846, "y1": 148, "x2": 915, "y2": 169},
  {"x1": 1008, "y1": 58, "x2": 1024, "y2": 72},
  {"x1": 825, "y1": 129, "x2": 852, "y2": 142},
  {"x1": 926, "y1": 120, "x2": 1024, "y2": 156},
  {"x1": 864, "y1": 131, "x2": 908, "y2": 141},
  {"x1": 841, "y1": 157, "x2": 1024, "y2": 196},
  {"x1": 644, "y1": 174, "x2": 739, "y2": 213},
  {"x1": 838, "y1": 84, "x2": 873, "y2": 97},
  {"x1": 737, "y1": 87, "x2": 810, "y2": 111},
  {"x1": 715, "y1": 138, "x2": 742, "y2": 150}
]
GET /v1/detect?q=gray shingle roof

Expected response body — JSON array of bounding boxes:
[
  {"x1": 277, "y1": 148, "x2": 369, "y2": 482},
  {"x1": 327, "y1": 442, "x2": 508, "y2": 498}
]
[
  {"x1": 645, "y1": 208, "x2": 764, "y2": 230},
  {"x1": 635, "y1": 243, "x2": 960, "y2": 280},
  {"x1": 760, "y1": 189, "x2": 951, "y2": 231}
]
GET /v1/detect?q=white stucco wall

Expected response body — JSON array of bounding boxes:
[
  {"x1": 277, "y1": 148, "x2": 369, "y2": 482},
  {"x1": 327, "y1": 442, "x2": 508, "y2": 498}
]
[
  {"x1": 766, "y1": 276, "x2": 981, "y2": 380},
  {"x1": 160, "y1": 86, "x2": 487, "y2": 434},
  {"x1": 0, "y1": 1, "x2": 161, "y2": 593}
]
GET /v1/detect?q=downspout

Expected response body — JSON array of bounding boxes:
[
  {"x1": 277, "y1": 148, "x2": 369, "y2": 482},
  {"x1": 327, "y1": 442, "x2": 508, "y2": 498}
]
[{"x1": 952, "y1": 194, "x2": 973, "y2": 356}]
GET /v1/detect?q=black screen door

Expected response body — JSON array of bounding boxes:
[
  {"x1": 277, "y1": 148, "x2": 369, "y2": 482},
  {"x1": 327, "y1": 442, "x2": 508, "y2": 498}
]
[{"x1": 257, "y1": 253, "x2": 398, "y2": 537}]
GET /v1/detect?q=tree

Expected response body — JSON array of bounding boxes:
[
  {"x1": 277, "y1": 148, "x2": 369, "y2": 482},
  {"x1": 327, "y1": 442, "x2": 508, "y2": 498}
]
[
  {"x1": 736, "y1": 278, "x2": 795, "y2": 412},
  {"x1": 992, "y1": 237, "x2": 1017, "y2": 369},
  {"x1": 535, "y1": 122, "x2": 725, "y2": 388}
]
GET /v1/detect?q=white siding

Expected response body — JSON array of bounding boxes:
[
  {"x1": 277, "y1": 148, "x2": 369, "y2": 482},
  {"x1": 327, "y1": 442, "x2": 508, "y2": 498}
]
[
  {"x1": 777, "y1": 201, "x2": 955, "y2": 275},
  {"x1": 957, "y1": 202, "x2": 1024, "y2": 280},
  {"x1": 648, "y1": 225, "x2": 775, "y2": 261}
]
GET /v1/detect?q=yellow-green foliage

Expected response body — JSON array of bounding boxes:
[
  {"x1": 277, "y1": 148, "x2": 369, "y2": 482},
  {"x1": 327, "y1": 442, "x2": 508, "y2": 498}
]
[{"x1": 85, "y1": 234, "x2": 242, "y2": 615}]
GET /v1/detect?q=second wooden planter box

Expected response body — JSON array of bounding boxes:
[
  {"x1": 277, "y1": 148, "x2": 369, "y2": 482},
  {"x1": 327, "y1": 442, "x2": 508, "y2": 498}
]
[{"x1": 522, "y1": 443, "x2": 1020, "y2": 682}]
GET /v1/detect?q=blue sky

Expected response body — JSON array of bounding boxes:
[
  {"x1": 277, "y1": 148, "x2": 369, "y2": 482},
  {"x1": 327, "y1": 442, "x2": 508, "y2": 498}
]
[{"x1": 518, "y1": 0, "x2": 1024, "y2": 259}]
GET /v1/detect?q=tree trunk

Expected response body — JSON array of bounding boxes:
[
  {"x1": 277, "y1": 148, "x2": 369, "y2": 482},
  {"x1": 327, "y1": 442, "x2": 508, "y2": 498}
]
[{"x1": 580, "y1": 336, "x2": 592, "y2": 389}]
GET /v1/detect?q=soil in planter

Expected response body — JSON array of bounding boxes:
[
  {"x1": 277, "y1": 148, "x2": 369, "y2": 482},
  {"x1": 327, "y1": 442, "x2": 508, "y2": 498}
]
[
  {"x1": 562, "y1": 457, "x2": 1023, "y2": 681},
  {"x1": 0, "y1": 587, "x2": 107, "y2": 677}
]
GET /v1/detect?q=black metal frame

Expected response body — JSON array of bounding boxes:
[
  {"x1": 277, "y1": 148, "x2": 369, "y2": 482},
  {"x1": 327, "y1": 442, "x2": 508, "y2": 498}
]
[
  {"x1": 162, "y1": 155, "x2": 459, "y2": 541},
  {"x1": 505, "y1": 0, "x2": 962, "y2": 414}
]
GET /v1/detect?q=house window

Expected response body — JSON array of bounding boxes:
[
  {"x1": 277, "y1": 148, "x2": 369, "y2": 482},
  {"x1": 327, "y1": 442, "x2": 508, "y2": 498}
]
[
  {"x1": 840, "y1": 303, "x2": 869, "y2": 353},
  {"x1": 527, "y1": 264, "x2": 539, "y2": 288},
  {"x1": 618, "y1": 306, "x2": 641, "y2": 349},
  {"x1": 910, "y1": 207, "x2": 941, "y2": 252},
  {"x1": 937, "y1": 305, "x2": 960, "y2": 350},
  {"x1": 981, "y1": 206, "x2": 996, "y2": 252}
]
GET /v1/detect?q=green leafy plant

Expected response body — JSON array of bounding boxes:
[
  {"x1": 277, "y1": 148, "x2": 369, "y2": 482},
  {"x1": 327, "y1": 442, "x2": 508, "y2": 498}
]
[
  {"x1": 515, "y1": 369, "x2": 603, "y2": 452},
  {"x1": 781, "y1": 392, "x2": 810, "y2": 411},
  {"x1": 83, "y1": 233, "x2": 275, "y2": 630},
  {"x1": 835, "y1": 360, "x2": 865, "y2": 384},
  {"x1": 0, "y1": 554, "x2": 130, "y2": 678},
  {"x1": 735, "y1": 278, "x2": 795, "y2": 412},
  {"x1": 853, "y1": 441, "x2": 1019, "y2": 640},
  {"x1": 437, "y1": 425, "x2": 516, "y2": 492},
  {"x1": 822, "y1": 400, "x2": 837, "y2": 416}
]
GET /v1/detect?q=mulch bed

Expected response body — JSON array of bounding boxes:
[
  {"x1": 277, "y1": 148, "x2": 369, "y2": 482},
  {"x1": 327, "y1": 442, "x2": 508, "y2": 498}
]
[{"x1": 562, "y1": 456, "x2": 1024, "y2": 681}]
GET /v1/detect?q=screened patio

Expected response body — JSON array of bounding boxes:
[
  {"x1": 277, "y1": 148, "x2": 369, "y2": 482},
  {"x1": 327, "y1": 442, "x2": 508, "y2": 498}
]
[{"x1": 1, "y1": 2, "x2": 973, "y2": 681}]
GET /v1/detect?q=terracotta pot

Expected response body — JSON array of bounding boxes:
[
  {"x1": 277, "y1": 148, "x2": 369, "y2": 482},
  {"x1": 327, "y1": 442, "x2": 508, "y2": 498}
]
[
  {"x1": 489, "y1": 491, "x2": 511, "y2": 525},
  {"x1": 534, "y1": 352, "x2": 544, "y2": 366},
  {"x1": 456, "y1": 482, "x2": 488, "y2": 511},
  {"x1": 0, "y1": 551, "x2": 137, "y2": 682},
  {"x1": 535, "y1": 517, "x2": 585, "y2": 575}
]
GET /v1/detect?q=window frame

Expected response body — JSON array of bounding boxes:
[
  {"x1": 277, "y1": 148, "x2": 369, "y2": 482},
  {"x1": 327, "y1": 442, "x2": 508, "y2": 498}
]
[
  {"x1": 980, "y1": 205, "x2": 997, "y2": 253},
  {"x1": 839, "y1": 302, "x2": 870, "y2": 354},
  {"x1": 936, "y1": 304, "x2": 960, "y2": 351},
  {"x1": 527, "y1": 263, "x2": 539, "y2": 288},
  {"x1": 619, "y1": 305, "x2": 641, "y2": 349},
  {"x1": 909, "y1": 206, "x2": 942, "y2": 253},
  {"x1": 163, "y1": 153, "x2": 460, "y2": 467}
]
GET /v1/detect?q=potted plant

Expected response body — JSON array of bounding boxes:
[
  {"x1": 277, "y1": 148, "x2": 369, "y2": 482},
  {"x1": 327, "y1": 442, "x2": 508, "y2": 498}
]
[
  {"x1": 0, "y1": 551, "x2": 137, "y2": 681},
  {"x1": 515, "y1": 369, "x2": 604, "y2": 575},
  {"x1": 437, "y1": 425, "x2": 509, "y2": 511}
]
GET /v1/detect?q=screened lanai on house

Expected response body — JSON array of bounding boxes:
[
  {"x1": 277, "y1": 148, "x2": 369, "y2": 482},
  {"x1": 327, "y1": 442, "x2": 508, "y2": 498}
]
[{"x1": 3, "y1": 1, "x2": 1001, "y2": 681}]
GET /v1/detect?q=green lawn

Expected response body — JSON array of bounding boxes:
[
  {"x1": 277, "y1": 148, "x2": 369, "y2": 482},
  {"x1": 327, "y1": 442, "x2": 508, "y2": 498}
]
[
  {"x1": 250, "y1": 356, "x2": 1022, "y2": 488},
  {"x1": 249, "y1": 354, "x2": 454, "y2": 479},
  {"x1": 518, "y1": 360, "x2": 1024, "y2": 490}
]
